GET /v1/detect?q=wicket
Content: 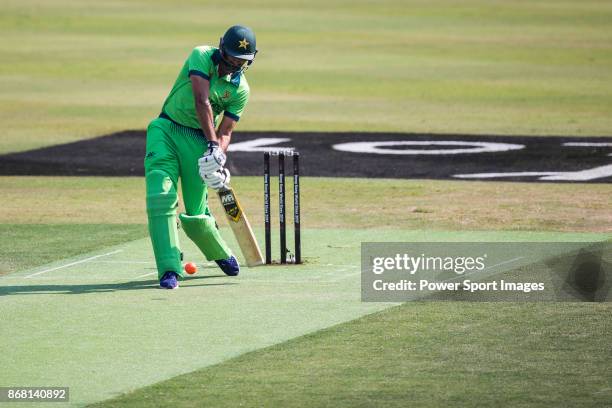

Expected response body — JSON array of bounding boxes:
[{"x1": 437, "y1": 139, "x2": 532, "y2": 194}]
[{"x1": 264, "y1": 151, "x2": 301, "y2": 264}]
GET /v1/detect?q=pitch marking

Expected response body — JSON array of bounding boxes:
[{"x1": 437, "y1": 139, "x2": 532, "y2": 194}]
[
  {"x1": 134, "y1": 272, "x2": 157, "y2": 279},
  {"x1": 24, "y1": 249, "x2": 123, "y2": 279}
]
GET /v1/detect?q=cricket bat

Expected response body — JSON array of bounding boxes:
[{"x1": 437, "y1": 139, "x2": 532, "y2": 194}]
[{"x1": 217, "y1": 187, "x2": 264, "y2": 267}]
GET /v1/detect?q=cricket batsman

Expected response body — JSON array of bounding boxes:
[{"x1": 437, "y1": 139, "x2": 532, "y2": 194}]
[{"x1": 144, "y1": 25, "x2": 257, "y2": 289}]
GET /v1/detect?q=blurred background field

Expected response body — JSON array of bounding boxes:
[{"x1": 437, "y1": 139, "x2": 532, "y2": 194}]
[{"x1": 1, "y1": 0, "x2": 612, "y2": 153}]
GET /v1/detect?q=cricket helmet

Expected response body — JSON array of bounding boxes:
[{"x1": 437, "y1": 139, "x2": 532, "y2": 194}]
[{"x1": 220, "y1": 25, "x2": 257, "y2": 62}]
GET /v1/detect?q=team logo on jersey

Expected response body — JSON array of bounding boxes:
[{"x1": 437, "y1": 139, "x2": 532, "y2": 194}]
[
  {"x1": 238, "y1": 38, "x2": 249, "y2": 49},
  {"x1": 222, "y1": 90, "x2": 231, "y2": 99}
]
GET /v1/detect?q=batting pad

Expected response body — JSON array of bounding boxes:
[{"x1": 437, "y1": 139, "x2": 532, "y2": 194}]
[
  {"x1": 179, "y1": 213, "x2": 232, "y2": 261},
  {"x1": 146, "y1": 169, "x2": 182, "y2": 277}
]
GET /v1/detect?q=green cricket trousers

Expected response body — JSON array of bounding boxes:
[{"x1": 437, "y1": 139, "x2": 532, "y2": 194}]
[{"x1": 144, "y1": 115, "x2": 232, "y2": 279}]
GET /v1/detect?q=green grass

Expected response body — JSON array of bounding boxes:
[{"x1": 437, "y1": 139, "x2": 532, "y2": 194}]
[
  {"x1": 2, "y1": 176, "x2": 611, "y2": 231},
  {"x1": 1, "y1": 175, "x2": 610, "y2": 276},
  {"x1": 0, "y1": 177, "x2": 612, "y2": 275},
  {"x1": 1, "y1": 229, "x2": 609, "y2": 406},
  {"x1": 92, "y1": 302, "x2": 612, "y2": 408},
  {"x1": 1, "y1": 0, "x2": 612, "y2": 153},
  {"x1": 0, "y1": 224, "x2": 147, "y2": 274},
  {"x1": 0, "y1": 173, "x2": 609, "y2": 405}
]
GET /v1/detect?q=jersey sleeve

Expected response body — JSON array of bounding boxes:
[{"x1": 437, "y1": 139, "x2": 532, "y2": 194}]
[
  {"x1": 224, "y1": 88, "x2": 249, "y2": 122},
  {"x1": 187, "y1": 47, "x2": 213, "y2": 80}
]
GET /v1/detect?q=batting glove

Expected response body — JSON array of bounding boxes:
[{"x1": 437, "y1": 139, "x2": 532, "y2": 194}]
[
  {"x1": 205, "y1": 168, "x2": 231, "y2": 191},
  {"x1": 198, "y1": 141, "x2": 226, "y2": 178}
]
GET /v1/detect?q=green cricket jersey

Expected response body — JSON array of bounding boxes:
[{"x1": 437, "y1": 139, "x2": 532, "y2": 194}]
[{"x1": 161, "y1": 46, "x2": 250, "y2": 129}]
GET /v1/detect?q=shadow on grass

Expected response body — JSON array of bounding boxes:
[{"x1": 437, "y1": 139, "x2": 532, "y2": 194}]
[{"x1": 0, "y1": 275, "x2": 236, "y2": 296}]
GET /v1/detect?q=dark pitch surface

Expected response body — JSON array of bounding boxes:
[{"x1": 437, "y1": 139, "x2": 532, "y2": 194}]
[{"x1": 0, "y1": 131, "x2": 610, "y2": 183}]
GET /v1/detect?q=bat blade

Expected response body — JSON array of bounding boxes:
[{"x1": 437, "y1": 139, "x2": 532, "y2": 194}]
[{"x1": 217, "y1": 187, "x2": 264, "y2": 267}]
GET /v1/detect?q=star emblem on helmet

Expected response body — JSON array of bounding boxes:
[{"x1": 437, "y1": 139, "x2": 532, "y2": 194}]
[{"x1": 238, "y1": 38, "x2": 249, "y2": 49}]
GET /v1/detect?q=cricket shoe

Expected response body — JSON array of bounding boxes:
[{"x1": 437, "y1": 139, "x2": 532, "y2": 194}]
[
  {"x1": 159, "y1": 271, "x2": 179, "y2": 289},
  {"x1": 215, "y1": 255, "x2": 240, "y2": 276}
]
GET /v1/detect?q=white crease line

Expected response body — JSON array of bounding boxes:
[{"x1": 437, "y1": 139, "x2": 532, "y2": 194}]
[
  {"x1": 134, "y1": 272, "x2": 157, "y2": 279},
  {"x1": 91, "y1": 260, "x2": 153, "y2": 264},
  {"x1": 24, "y1": 250, "x2": 123, "y2": 279},
  {"x1": 483, "y1": 256, "x2": 525, "y2": 272}
]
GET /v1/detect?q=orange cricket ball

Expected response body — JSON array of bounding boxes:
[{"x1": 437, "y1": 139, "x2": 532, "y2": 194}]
[{"x1": 184, "y1": 262, "x2": 197, "y2": 275}]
